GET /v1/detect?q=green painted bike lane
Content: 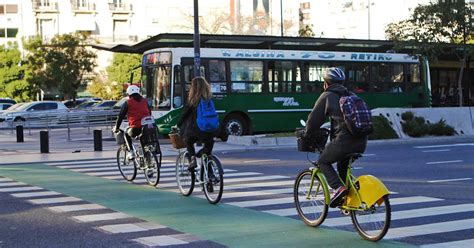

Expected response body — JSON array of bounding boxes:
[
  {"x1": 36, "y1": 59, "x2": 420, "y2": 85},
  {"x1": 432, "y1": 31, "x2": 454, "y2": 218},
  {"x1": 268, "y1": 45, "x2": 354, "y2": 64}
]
[{"x1": 0, "y1": 164, "x2": 413, "y2": 248}]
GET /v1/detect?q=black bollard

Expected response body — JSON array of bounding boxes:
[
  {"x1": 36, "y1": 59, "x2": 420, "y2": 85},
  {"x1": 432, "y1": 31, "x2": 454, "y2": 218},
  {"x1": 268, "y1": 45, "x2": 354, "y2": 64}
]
[
  {"x1": 40, "y1": 131, "x2": 49, "y2": 153},
  {"x1": 94, "y1": 129, "x2": 102, "y2": 151},
  {"x1": 16, "y1": 125, "x2": 24, "y2": 143}
]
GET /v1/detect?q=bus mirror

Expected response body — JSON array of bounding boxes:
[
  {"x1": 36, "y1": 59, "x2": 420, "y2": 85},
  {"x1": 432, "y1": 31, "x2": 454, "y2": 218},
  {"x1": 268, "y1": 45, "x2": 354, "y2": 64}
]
[{"x1": 300, "y1": 119, "x2": 306, "y2": 127}]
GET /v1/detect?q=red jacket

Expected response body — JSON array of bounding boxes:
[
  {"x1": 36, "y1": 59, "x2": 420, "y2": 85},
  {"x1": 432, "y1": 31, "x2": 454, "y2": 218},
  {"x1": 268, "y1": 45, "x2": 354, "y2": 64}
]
[{"x1": 127, "y1": 98, "x2": 149, "y2": 128}]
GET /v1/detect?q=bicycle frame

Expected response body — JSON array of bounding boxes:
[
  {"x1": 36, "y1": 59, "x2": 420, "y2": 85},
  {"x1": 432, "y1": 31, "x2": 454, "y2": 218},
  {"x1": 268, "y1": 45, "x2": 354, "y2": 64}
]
[{"x1": 308, "y1": 158, "x2": 389, "y2": 210}]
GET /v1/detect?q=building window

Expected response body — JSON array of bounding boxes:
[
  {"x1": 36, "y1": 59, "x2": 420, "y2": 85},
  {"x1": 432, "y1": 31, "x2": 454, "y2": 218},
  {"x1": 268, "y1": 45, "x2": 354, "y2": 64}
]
[
  {"x1": 6, "y1": 28, "x2": 18, "y2": 38},
  {"x1": 0, "y1": 28, "x2": 5, "y2": 37},
  {"x1": 5, "y1": 4, "x2": 18, "y2": 13},
  {"x1": 0, "y1": 5, "x2": 4, "y2": 14}
]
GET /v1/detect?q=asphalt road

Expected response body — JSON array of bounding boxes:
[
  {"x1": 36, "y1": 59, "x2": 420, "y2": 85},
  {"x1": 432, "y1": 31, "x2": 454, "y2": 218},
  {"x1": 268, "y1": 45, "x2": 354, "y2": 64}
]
[{"x1": 0, "y1": 137, "x2": 472, "y2": 247}]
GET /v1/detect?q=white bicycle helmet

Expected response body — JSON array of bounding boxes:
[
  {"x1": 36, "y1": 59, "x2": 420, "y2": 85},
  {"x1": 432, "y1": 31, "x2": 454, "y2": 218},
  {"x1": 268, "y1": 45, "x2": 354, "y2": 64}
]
[
  {"x1": 323, "y1": 67, "x2": 346, "y2": 82},
  {"x1": 126, "y1": 85, "x2": 140, "y2": 95}
]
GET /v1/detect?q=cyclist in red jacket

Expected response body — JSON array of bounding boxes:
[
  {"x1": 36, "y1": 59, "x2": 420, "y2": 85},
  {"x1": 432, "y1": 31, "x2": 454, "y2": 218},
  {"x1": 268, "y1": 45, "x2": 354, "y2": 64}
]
[{"x1": 114, "y1": 85, "x2": 151, "y2": 159}]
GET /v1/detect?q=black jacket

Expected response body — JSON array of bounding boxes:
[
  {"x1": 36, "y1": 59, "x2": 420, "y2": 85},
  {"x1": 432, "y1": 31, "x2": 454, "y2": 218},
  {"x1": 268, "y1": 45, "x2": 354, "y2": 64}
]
[{"x1": 306, "y1": 83, "x2": 367, "y2": 145}]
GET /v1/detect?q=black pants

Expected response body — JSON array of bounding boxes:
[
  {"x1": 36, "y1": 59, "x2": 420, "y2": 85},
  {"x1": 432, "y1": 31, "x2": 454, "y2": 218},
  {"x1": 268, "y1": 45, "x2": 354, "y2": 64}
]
[
  {"x1": 318, "y1": 138, "x2": 366, "y2": 189},
  {"x1": 185, "y1": 135, "x2": 214, "y2": 157},
  {"x1": 125, "y1": 127, "x2": 142, "y2": 151}
]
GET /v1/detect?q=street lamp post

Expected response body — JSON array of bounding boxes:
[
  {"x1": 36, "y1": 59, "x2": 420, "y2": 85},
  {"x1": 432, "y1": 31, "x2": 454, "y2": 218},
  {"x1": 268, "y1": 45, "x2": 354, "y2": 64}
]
[
  {"x1": 280, "y1": 0, "x2": 284, "y2": 36},
  {"x1": 193, "y1": 0, "x2": 201, "y2": 77}
]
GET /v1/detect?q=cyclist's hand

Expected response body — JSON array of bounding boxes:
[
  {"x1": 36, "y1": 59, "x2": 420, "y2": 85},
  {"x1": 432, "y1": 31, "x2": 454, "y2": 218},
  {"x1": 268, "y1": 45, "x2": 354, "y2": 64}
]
[{"x1": 171, "y1": 125, "x2": 179, "y2": 133}]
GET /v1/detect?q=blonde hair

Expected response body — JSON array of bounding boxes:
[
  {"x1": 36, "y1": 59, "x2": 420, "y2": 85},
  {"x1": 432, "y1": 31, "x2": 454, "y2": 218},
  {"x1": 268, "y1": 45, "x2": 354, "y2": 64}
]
[{"x1": 188, "y1": 77, "x2": 212, "y2": 107}]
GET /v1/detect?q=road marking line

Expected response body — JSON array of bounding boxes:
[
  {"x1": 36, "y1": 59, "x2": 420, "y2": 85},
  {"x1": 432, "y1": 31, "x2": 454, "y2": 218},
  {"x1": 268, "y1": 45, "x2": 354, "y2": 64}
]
[
  {"x1": 46, "y1": 159, "x2": 116, "y2": 165},
  {"x1": 265, "y1": 196, "x2": 442, "y2": 216},
  {"x1": 0, "y1": 186, "x2": 42, "y2": 192},
  {"x1": 386, "y1": 219, "x2": 474, "y2": 239},
  {"x1": 86, "y1": 171, "x2": 121, "y2": 176},
  {"x1": 132, "y1": 235, "x2": 188, "y2": 246},
  {"x1": 0, "y1": 182, "x2": 27, "y2": 187},
  {"x1": 97, "y1": 222, "x2": 166, "y2": 234},
  {"x1": 0, "y1": 178, "x2": 13, "y2": 182},
  {"x1": 48, "y1": 204, "x2": 106, "y2": 213},
  {"x1": 137, "y1": 172, "x2": 263, "y2": 184},
  {"x1": 426, "y1": 160, "x2": 463, "y2": 165},
  {"x1": 427, "y1": 178, "x2": 472, "y2": 183},
  {"x1": 243, "y1": 159, "x2": 281, "y2": 163},
  {"x1": 414, "y1": 143, "x2": 474, "y2": 149},
  {"x1": 57, "y1": 164, "x2": 116, "y2": 169},
  {"x1": 420, "y1": 239, "x2": 474, "y2": 248},
  {"x1": 324, "y1": 203, "x2": 474, "y2": 227},
  {"x1": 28, "y1": 197, "x2": 82, "y2": 205},
  {"x1": 157, "y1": 174, "x2": 285, "y2": 188},
  {"x1": 227, "y1": 197, "x2": 294, "y2": 207},
  {"x1": 225, "y1": 180, "x2": 295, "y2": 190},
  {"x1": 72, "y1": 167, "x2": 118, "y2": 172},
  {"x1": 363, "y1": 153, "x2": 376, "y2": 156},
  {"x1": 421, "y1": 149, "x2": 451, "y2": 153},
  {"x1": 11, "y1": 191, "x2": 61, "y2": 198},
  {"x1": 216, "y1": 188, "x2": 293, "y2": 199},
  {"x1": 73, "y1": 212, "x2": 131, "y2": 223}
]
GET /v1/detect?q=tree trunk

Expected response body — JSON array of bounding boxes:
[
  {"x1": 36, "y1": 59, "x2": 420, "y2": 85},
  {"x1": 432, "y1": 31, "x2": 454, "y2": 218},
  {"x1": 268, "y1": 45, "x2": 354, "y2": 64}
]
[{"x1": 458, "y1": 58, "x2": 466, "y2": 107}]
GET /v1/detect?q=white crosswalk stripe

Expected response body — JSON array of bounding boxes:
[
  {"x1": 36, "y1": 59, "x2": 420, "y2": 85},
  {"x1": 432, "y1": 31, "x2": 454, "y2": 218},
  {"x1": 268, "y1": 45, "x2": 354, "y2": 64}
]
[
  {"x1": 11, "y1": 191, "x2": 61, "y2": 198},
  {"x1": 73, "y1": 212, "x2": 131, "y2": 223},
  {"x1": 28, "y1": 196, "x2": 82, "y2": 205},
  {"x1": 38, "y1": 158, "x2": 474, "y2": 246}
]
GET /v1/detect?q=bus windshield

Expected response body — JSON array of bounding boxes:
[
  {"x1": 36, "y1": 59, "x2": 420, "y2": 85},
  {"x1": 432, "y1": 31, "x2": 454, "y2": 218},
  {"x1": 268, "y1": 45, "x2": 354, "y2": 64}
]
[{"x1": 141, "y1": 51, "x2": 172, "y2": 110}]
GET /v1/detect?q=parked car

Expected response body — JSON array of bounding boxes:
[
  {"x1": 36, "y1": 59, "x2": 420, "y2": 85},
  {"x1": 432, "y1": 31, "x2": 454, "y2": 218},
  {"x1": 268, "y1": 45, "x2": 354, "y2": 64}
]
[
  {"x1": 112, "y1": 97, "x2": 127, "y2": 109},
  {"x1": 0, "y1": 98, "x2": 16, "y2": 111},
  {"x1": 0, "y1": 101, "x2": 69, "y2": 126},
  {"x1": 63, "y1": 98, "x2": 101, "y2": 108},
  {"x1": 74, "y1": 100, "x2": 99, "y2": 109},
  {"x1": 91, "y1": 100, "x2": 118, "y2": 110},
  {"x1": 0, "y1": 102, "x2": 25, "y2": 114}
]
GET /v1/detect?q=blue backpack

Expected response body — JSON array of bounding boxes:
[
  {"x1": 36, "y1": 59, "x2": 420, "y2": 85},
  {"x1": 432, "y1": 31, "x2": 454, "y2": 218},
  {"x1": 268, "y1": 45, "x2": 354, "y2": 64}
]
[{"x1": 196, "y1": 98, "x2": 219, "y2": 133}]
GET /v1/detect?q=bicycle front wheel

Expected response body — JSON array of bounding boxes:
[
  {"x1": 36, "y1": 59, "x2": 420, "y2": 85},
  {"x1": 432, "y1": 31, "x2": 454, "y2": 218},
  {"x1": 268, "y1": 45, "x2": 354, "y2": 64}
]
[
  {"x1": 116, "y1": 145, "x2": 137, "y2": 181},
  {"x1": 203, "y1": 155, "x2": 224, "y2": 204},
  {"x1": 294, "y1": 169, "x2": 329, "y2": 227},
  {"x1": 351, "y1": 195, "x2": 391, "y2": 241},
  {"x1": 144, "y1": 149, "x2": 161, "y2": 186},
  {"x1": 176, "y1": 151, "x2": 195, "y2": 196}
]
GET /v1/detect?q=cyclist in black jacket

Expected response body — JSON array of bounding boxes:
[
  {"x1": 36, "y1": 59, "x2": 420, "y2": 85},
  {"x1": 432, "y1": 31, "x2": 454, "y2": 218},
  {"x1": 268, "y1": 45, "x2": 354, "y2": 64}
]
[{"x1": 305, "y1": 67, "x2": 368, "y2": 207}]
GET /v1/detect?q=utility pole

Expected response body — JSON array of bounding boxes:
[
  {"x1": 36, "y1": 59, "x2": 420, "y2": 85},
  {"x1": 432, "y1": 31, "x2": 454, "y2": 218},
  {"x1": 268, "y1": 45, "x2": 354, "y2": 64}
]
[
  {"x1": 193, "y1": 0, "x2": 201, "y2": 77},
  {"x1": 367, "y1": 0, "x2": 371, "y2": 39},
  {"x1": 280, "y1": 0, "x2": 284, "y2": 36}
]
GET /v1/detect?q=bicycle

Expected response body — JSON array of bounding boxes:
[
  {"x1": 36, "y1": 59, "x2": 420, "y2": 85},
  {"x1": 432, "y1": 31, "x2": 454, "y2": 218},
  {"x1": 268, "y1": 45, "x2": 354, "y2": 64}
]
[
  {"x1": 114, "y1": 116, "x2": 162, "y2": 186},
  {"x1": 293, "y1": 128, "x2": 391, "y2": 241},
  {"x1": 170, "y1": 130, "x2": 224, "y2": 204}
]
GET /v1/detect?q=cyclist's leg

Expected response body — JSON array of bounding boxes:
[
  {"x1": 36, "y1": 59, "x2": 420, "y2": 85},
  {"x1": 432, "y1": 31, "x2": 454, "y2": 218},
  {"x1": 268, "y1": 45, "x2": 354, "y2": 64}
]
[
  {"x1": 185, "y1": 136, "x2": 198, "y2": 169},
  {"x1": 336, "y1": 158, "x2": 350, "y2": 184},
  {"x1": 124, "y1": 128, "x2": 134, "y2": 151},
  {"x1": 318, "y1": 142, "x2": 346, "y2": 190}
]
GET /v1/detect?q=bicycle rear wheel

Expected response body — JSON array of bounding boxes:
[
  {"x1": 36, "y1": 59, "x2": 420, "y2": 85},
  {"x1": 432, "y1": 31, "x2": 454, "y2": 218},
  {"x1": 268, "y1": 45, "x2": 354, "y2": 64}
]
[
  {"x1": 116, "y1": 145, "x2": 137, "y2": 181},
  {"x1": 351, "y1": 195, "x2": 391, "y2": 241},
  {"x1": 176, "y1": 151, "x2": 195, "y2": 196},
  {"x1": 144, "y1": 149, "x2": 161, "y2": 186},
  {"x1": 203, "y1": 155, "x2": 224, "y2": 204},
  {"x1": 294, "y1": 169, "x2": 329, "y2": 227}
]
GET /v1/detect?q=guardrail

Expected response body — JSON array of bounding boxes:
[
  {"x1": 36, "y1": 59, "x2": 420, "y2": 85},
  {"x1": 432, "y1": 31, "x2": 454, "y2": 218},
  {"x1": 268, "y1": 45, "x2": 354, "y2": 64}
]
[{"x1": 0, "y1": 109, "x2": 121, "y2": 140}]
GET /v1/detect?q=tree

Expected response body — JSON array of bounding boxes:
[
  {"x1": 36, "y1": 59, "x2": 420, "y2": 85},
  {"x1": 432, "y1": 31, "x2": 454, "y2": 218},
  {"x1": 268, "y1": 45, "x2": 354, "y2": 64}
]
[
  {"x1": 0, "y1": 43, "x2": 31, "y2": 101},
  {"x1": 24, "y1": 32, "x2": 97, "y2": 100},
  {"x1": 106, "y1": 53, "x2": 141, "y2": 86},
  {"x1": 299, "y1": 24, "x2": 315, "y2": 37},
  {"x1": 385, "y1": 1, "x2": 473, "y2": 106},
  {"x1": 87, "y1": 72, "x2": 123, "y2": 100}
]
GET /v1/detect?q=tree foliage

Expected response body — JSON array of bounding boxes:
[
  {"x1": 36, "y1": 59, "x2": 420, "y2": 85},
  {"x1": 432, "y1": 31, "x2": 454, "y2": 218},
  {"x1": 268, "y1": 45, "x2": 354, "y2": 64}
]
[
  {"x1": 385, "y1": 1, "x2": 473, "y2": 60},
  {"x1": 87, "y1": 72, "x2": 123, "y2": 100},
  {"x1": 299, "y1": 24, "x2": 315, "y2": 37},
  {"x1": 23, "y1": 32, "x2": 97, "y2": 100},
  {"x1": 106, "y1": 53, "x2": 141, "y2": 85},
  {"x1": 0, "y1": 43, "x2": 30, "y2": 101}
]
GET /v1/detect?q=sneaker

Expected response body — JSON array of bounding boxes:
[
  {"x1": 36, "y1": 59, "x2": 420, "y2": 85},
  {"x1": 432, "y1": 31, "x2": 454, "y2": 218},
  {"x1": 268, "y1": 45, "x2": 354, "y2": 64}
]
[
  {"x1": 126, "y1": 151, "x2": 135, "y2": 160},
  {"x1": 329, "y1": 186, "x2": 348, "y2": 208},
  {"x1": 206, "y1": 182, "x2": 214, "y2": 193},
  {"x1": 188, "y1": 156, "x2": 197, "y2": 171}
]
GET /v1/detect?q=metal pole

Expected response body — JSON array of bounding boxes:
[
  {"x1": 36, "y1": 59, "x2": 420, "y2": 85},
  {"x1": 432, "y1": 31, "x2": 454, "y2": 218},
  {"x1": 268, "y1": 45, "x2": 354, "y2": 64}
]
[
  {"x1": 193, "y1": 0, "x2": 201, "y2": 77},
  {"x1": 367, "y1": 0, "x2": 371, "y2": 40},
  {"x1": 280, "y1": 0, "x2": 283, "y2": 37}
]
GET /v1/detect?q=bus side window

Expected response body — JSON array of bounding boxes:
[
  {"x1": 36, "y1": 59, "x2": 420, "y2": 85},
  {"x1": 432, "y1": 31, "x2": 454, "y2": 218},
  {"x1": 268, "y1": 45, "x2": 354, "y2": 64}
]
[
  {"x1": 407, "y1": 64, "x2": 421, "y2": 91},
  {"x1": 305, "y1": 62, "x2": 329, "y2": 93},
  {"x1": 173, "y1": 65, "x2": 183, "y2": 108},
  {"x1": 230, "y1": 60, "x2": 263, "y2": 93},
  {"x1": 209, "y1": 60, "x2": 227, "y2": 94}
]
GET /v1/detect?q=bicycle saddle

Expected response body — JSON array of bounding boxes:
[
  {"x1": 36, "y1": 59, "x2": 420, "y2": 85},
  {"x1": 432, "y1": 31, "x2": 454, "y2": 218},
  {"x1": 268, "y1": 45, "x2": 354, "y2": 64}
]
[{"x1": 345, "y1": 153, "x2": 362, "y2": 160}]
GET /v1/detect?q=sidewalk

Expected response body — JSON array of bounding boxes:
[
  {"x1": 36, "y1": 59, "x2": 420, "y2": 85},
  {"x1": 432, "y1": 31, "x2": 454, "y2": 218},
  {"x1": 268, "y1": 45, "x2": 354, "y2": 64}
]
[{"x1": 1, "y1": 127, "x2": 473, "y2": 165}]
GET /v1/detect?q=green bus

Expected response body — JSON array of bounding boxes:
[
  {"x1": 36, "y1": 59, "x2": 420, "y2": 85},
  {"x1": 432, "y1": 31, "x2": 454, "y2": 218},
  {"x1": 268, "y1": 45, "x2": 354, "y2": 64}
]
[{"x1": 97, "y1": 34, "x2": 431, "y2": 139}]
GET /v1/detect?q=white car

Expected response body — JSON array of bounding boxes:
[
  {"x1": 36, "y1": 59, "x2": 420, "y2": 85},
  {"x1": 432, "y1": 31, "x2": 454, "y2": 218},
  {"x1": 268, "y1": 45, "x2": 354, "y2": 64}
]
[{"x1": 0, "y1": 101, "x2": 69, "y2": 126}]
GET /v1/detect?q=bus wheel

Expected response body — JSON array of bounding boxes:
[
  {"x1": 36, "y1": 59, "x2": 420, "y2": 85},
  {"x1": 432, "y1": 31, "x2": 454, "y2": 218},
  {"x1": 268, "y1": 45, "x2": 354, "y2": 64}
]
[{"x1": 224, "y1": 114, "x2": 247, "y2": 137}]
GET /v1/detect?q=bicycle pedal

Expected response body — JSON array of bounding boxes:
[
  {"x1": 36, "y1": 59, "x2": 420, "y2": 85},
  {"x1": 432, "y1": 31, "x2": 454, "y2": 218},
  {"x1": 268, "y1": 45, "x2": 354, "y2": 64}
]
[{"x1": 340, "y1": 209, "x2": 350, "y2": 216}]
